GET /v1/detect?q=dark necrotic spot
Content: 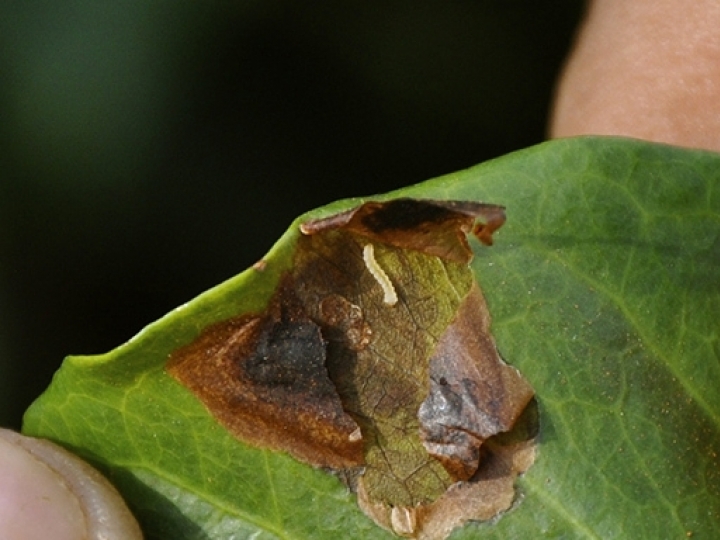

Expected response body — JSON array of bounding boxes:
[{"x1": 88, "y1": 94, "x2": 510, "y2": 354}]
[
  {"x1": 242, "y1": 316, "x2": 336, "y2": 398},
  {"x1": 360, "y1": 199, "x2": 457, "y2": 233}
]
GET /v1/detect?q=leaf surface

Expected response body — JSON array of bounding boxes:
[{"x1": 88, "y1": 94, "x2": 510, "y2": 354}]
[{"x1": 23, "y1": 137, "x2": 720, "y2": 539}]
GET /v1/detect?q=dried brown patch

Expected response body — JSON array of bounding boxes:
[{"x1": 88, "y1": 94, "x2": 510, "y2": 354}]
[
  {"x1": 358, "y1": 434, "x2": 537, "y2": 540},
  {"x1": 167, "y1": 277, "x2": 364, "y2": 469},
  {"x1": 300, "y1": 199, "x2": 506, "y2": 260},
  {"x1": 167, "y1": 198, "x2": 536, "y2": 539}
]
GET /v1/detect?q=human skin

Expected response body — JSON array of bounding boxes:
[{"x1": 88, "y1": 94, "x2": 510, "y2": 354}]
[
  {"x1": 550, "y1": 0, "x2": 720, "y2": 152},
  {"x1": 0, "y1": 429, "x2": 142, "y2": 540}
]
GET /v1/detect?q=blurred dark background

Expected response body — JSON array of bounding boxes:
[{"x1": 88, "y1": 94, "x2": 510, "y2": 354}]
[{"x1": 0, "y1": 2, "x2": 582, "y2": 429}]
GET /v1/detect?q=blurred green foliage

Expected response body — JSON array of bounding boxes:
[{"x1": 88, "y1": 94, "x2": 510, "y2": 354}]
[{"x1": 0, "y1": 1, "x2": 581, "y2": 429}]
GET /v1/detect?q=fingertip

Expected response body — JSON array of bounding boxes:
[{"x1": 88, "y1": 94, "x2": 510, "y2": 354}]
[{"x1": 0, "y1": 429, "x2": 143, "y2": 540}]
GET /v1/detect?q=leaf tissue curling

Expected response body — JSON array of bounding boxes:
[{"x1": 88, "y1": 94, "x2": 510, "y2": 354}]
[{"x1": 168, "y1": 198, "x2": 537, "y2": 539}]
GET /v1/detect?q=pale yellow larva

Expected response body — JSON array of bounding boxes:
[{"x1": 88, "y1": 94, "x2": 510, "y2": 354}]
[{"x1": 362, "y1": 243, "x2": 398, "y2": 306}]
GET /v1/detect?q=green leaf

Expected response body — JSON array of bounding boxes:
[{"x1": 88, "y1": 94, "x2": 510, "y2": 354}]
[{"x1": 23, "y1": 137, "x2": 720, "y2": 539}]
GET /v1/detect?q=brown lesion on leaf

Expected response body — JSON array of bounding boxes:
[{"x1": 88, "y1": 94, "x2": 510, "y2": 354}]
[
  {"x1": 317, "y1": 294, "x2": 373, "y2": 351},
  {"x1": 358, "y1": 281, "x2": 538, "y2": 538},
  {"x1": 300, "y1": 198, "x2": 506, "y2": 261},
  {"x1": 167, "y1": 198, "x2": 536, "y2": 540},
  {"x1": 419, "y1": 283, "x2": 535, "y2": 481},
  {"x1": 167, "y1": 276, "x2": 364, "y2": 470},
  {"x1": 360, "y1": 404, "x2": 538, "y2": 540},
  {"x1": 292, "y1": 230, "x2": 461, "y2": 507}
]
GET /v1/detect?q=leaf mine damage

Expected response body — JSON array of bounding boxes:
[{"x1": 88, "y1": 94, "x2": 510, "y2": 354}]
[{"x1": 168, "y1": 199, "x2": 537, "y2": 539}]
